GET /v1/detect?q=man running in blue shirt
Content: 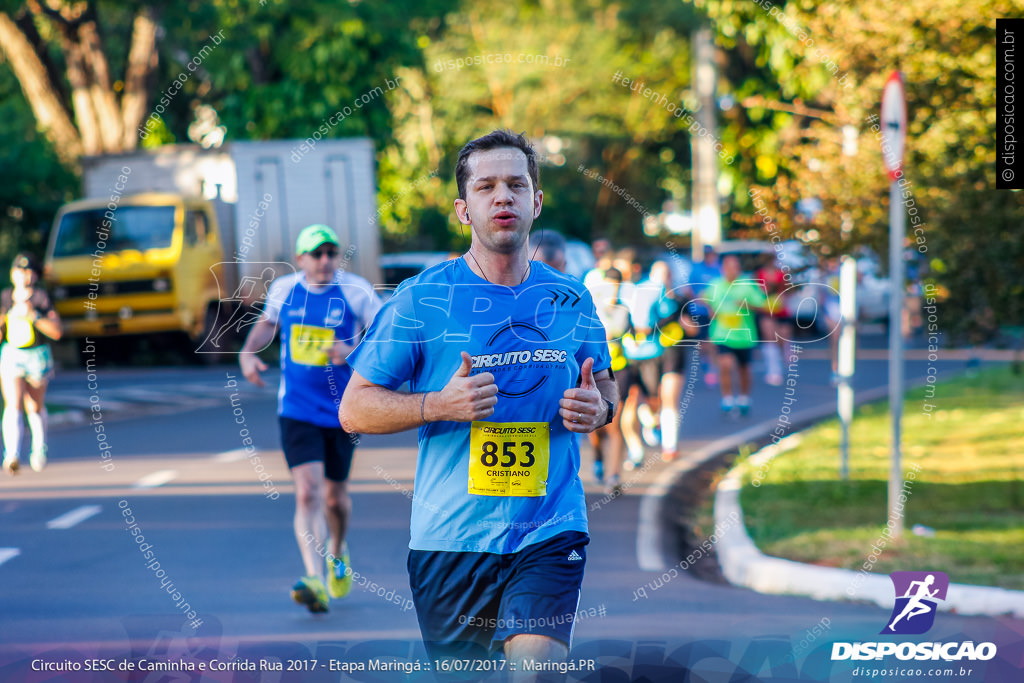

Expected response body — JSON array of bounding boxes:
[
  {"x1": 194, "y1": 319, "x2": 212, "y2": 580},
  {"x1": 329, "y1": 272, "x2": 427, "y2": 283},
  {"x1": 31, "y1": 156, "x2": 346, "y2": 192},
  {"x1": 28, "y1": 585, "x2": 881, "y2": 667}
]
[
  {"x1": 686, "y1": 244, "x2": 723, "y2": 385},
  {"x1": 240, "y1": 224, "x2": 382, "y2": 613},
  {"x1": 340, "y1": 130, "x2": 617, "y2": 671}
]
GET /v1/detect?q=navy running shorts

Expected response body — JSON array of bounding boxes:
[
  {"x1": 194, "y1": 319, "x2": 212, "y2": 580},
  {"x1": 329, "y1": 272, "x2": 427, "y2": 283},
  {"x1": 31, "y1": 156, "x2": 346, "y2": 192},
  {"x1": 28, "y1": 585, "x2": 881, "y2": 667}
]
[
  {"x1": 715, "y1": 344, "x2": 753, "y2": 367},
  {"x1": 278, "y1": 416, "x2": 355, "y2": 482},
  {"x1": 407, "y1": 530, "x2": 589, "y2": 659}
]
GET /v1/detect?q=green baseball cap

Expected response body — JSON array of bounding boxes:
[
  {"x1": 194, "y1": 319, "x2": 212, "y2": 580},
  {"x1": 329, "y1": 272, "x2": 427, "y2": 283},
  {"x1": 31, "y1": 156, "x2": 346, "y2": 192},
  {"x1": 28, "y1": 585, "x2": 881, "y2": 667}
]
[{"x1": 295, "y1": 224, "x2": 340, "y2": 254}]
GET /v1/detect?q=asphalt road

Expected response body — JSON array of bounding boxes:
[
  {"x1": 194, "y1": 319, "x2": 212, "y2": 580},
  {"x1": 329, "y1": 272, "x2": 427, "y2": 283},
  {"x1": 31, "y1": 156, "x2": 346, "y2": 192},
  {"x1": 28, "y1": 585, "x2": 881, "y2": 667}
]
[{"x1": 1, "y1": 341, "x2": 1021, "y2": 682}]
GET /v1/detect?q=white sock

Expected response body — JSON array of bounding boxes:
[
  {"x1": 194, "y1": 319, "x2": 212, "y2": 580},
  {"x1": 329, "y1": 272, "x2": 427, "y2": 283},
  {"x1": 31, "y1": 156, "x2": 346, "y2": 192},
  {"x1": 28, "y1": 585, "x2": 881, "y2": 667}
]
[
  {"x1": 737, "y1": 395, "x2": 750, "y2": 407},
  {"x1": 764, "y1": 342, "x2": 782, "y2": 376},
  {"x1": 623, "y1": 432, "x2": 645, "y2": 461},
  {"x1": 26, "y1": 408, "x2": 47, "y2": 455},
  {"x1": 3, "y1": 407, "x2": 23, "y2": 461},
  {"x1": 637, "y1": 403, "x2": 657, "y2": 429},
  {"x1": 660, "y1": 407, "x2": 679, "y2": 451}
]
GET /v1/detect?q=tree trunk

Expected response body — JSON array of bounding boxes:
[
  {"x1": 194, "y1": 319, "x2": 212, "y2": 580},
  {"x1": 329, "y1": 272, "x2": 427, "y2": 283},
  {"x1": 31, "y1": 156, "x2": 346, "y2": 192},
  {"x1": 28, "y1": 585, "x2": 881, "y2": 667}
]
[
  {"x1": 0, "y1": 11, "x2": 82, "y2": 164},
  {"x1": 76, "y1": 14, "x2": 124, "y2": 151},
  {"x1": 120, "y1": 6, "x2": 158, "y2": 149},
  {"x1": 0, "y1": 2, "x2": 160, "y2": 162},
  {"x1": 58, "y1": 27, "x2": 104, "y2": 156}
]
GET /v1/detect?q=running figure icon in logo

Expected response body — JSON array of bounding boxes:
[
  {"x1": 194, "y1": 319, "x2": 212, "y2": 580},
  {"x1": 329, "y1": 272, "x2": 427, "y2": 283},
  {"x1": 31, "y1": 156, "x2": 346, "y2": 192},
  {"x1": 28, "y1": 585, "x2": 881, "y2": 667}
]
[{"x1": 882, "y1": 571, "x2": 950, "y2": 635}]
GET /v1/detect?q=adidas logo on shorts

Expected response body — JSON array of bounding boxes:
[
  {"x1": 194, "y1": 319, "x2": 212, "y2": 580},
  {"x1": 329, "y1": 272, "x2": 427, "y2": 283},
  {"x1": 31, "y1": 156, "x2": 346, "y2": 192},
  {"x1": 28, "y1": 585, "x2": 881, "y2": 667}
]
[{"x1": 567, "y1": 550, "x2": 583, "y2": 561}]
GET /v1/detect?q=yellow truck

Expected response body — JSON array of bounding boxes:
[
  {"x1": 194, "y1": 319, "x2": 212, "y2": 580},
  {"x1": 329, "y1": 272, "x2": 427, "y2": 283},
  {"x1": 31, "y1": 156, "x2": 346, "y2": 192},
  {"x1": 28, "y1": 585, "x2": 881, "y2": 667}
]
[{"x1": 45, "y1": 140, "x2": 380, "y2": 354}]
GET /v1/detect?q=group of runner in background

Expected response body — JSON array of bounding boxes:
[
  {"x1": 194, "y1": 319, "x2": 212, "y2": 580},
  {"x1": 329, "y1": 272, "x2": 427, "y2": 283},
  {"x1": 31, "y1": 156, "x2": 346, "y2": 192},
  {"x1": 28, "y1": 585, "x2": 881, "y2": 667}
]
[{"x1": 579, "y1": 239, "x2": 806, "y2": 495}]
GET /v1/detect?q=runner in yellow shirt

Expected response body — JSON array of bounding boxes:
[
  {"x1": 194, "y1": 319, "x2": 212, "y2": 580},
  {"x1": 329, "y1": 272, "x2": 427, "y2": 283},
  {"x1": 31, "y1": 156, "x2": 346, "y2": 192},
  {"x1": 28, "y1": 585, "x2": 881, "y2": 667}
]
[{"x1": 1, "y1": 253, "x2": 63, "y2": 474}]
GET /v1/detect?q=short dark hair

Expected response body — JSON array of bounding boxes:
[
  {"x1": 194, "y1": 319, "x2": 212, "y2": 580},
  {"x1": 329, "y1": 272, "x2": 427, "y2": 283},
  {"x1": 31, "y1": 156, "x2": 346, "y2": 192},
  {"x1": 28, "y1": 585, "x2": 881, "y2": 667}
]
[
  {"x1": 11, "y1": 252, "x2": 41, "y2": 276},
  {"x1": 455, "y1": 129, "x2": 539, "y2": 200}
]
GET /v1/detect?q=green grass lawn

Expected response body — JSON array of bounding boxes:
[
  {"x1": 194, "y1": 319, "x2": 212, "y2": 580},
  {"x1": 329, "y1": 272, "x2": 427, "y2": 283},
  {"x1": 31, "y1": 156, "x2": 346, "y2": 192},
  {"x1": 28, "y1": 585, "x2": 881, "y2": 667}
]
[{"x1": 733, "y1": 367, "x2": 1024, "y2": 590}]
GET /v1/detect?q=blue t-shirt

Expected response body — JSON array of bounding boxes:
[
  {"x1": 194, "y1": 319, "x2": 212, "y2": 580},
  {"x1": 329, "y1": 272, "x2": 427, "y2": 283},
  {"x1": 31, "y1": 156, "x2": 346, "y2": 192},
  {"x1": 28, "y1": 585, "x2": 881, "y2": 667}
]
[
  {"x1": 347, "y1": 257, "x2": 611, "y2": 554},
  {"x1": 264, "y1": 271, "x2": 382, "y2": 428},
  {"x1": 688, "y1": 260, "x2": 722, "y2": 315},
  {"x1": 689, "y1": 260, "x2": 722, "y2": 294}
]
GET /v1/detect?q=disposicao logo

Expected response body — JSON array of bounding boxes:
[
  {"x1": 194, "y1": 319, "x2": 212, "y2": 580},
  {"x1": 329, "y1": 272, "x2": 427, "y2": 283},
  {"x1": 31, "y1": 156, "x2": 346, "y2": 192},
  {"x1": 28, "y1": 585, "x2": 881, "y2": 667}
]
[
  {"x1": 882, "y1": 570, "x2": 949, "y2": 635},
  {"x1": 831, "y1": 570, "x2": 997, "y2": 663}
]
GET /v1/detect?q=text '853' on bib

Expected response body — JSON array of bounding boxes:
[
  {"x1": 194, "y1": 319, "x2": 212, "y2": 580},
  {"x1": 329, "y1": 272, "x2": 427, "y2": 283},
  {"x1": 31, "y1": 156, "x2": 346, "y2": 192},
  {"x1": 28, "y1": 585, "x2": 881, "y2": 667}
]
[
  {"x1": 289, "y1": 324, "x2": 335, "y2": 366},
  {"x1": 468, "y1": 421, "x2": 550, "y2": 497}
]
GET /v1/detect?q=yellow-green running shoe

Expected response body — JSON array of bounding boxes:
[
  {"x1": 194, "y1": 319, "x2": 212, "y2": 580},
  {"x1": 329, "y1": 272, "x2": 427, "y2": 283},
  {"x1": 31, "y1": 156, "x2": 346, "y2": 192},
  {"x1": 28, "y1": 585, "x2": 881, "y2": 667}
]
[
  {"x1": 291, "y1": 575, "x2": 329, "y2": 613},
  {"x1": 327, "y1": 549, "x2": 353, "y2": 599}
]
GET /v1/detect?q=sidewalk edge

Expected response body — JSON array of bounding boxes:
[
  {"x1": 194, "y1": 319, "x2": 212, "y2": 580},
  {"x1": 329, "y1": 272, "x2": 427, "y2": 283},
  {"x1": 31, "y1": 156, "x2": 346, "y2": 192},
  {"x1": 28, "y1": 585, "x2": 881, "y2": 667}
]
[
  {"x1": 638, "y1": 383, "x2": 891, "y2": 572},
  {"x1": 642, "y1": 368, "x2": 1024, "y2": 618},
  {"x1": 714, "y1": 451, "x2": 1024, "y2": 619}
]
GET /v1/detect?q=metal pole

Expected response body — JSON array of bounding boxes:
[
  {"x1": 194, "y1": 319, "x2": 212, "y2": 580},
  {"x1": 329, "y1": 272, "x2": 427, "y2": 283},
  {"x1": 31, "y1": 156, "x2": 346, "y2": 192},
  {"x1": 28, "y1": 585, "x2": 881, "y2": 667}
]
[
  {"x1": 690, "y1": 27, "x2": 721, "y2": 260},
  {"x1": 838, "y1": 256, "x2": 857, "y2": 479},
  {"x1": 888, "y1": 180, "x2": 905, "y2": 539}
]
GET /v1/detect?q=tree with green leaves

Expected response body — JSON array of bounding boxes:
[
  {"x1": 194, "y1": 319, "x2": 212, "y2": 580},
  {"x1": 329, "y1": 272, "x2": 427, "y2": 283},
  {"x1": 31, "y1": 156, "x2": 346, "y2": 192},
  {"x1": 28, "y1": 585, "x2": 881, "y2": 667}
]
[
  {"x1": 382, "y1": 0, "x2": 706, "y2": 249},
  {"x1": 692, "y1": 0, "x2": 1024, "y2": 341}
]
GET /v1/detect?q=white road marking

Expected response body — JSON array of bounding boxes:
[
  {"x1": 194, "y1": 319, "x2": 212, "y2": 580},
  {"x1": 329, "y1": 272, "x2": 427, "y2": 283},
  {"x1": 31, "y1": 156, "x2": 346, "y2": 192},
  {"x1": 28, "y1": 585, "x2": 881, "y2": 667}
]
[
  {"x1": 44, "y1": 392, "x2": 133, "y2": 410},
  {"x1": 132, "y1": 470, "x2": 178, "y2": 489},
  {"x1": 46, "y1": 504, "x2": 102, "y2": 529},
  {"x1": 212, "y1": 449, "x2": 249, "y2": 463},
  {"x1": 0, "y1": 548, "x2": 21, "y2": 566}
]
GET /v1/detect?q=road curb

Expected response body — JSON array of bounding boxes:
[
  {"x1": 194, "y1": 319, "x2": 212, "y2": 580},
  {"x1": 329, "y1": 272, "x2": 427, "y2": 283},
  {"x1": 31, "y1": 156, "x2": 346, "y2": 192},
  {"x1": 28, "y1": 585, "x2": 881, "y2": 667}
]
[
  {"x1": 711, "y1": 428, "x2": 1024, "y2": 620},
  {"x1": 639, "y1": 383, "x2": 892, "y2": 571},
  {"x1": 643, "y1": 365, "x2": 1024, "y2": 618}
]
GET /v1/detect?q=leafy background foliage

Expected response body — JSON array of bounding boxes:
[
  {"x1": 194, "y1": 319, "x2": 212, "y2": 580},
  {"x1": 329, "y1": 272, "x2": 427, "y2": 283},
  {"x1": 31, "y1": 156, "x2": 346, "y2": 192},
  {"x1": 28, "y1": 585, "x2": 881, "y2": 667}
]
[{"x1": 0, "y1": 0, "x2": 1018, "y2": 339}]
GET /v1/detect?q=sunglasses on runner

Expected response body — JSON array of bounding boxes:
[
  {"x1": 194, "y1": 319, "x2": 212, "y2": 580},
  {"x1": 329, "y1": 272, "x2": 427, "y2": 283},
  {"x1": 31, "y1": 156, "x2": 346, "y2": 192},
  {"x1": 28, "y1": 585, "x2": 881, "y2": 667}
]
[{"x1": 309, "y1": 248, "x2": 339, "y2": 259}]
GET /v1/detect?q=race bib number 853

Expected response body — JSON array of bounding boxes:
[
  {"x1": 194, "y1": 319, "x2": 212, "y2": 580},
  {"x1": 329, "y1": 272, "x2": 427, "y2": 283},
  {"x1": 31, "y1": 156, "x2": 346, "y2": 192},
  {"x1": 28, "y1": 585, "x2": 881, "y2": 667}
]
[{"x1": 468, "y1": 422, "x2": 550, "y2": 497}]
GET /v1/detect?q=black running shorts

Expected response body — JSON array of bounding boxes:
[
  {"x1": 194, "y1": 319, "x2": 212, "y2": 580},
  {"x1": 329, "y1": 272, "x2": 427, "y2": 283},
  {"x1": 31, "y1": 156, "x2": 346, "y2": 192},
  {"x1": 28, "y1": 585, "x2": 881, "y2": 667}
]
[
  {"x1": 278, "y1": 416, "x2": 355, "y2": 482},
  {"x1": 407, "y1": 531, "x2": 589, "y2": 660},
  {"x1": 715, "y1": 344, "x2": 754, "y2": 367},
  {"x1": 627, "y1": 358, "x2": 661, "y2": 398}
]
